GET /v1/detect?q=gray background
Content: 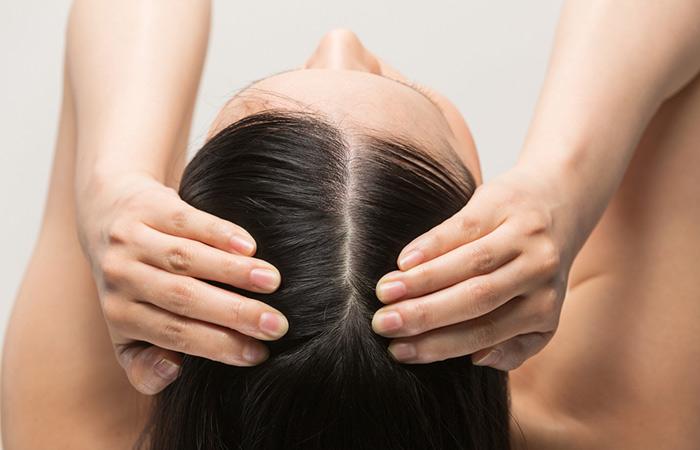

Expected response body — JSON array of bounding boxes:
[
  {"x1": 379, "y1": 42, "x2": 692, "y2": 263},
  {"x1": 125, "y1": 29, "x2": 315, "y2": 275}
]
[{"x1": 0, "y1": 0, "x2": 562, "y2": 348}]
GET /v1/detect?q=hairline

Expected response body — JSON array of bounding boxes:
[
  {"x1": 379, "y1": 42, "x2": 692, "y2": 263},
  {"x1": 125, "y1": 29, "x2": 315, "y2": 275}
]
[{"x1": 222, "y1": 68, "x2": 455, "y2": 136}]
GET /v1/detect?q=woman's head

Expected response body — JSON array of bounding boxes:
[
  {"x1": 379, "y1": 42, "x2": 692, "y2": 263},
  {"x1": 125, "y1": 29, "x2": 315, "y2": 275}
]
[{"x1": 143, "y1": 31, "x2": 508, "y2": 450}]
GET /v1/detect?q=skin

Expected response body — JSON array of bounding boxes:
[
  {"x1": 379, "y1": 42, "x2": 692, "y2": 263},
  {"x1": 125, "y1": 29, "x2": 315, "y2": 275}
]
[
  {"x1": 4, "y1": 1, "x2": 700, "y2": 448},
  {"x1": 6, "y1": 27, "x2": 700, "y2": 449},
  {"x1": 374, "y1": 0, "x2": 700, "y2": 372},
  {"x1": 0, "y1": 28, "x2": 480, "y2": 449},
  {"x1": 67, "y1": 0, "x2": 289, "y2": 393},
  {"x1": 510, "y1": 56, "x2": 700, "y2": 450},
  {"x1": 51, "y1": 0, "x2": 700, "y2": 398}
]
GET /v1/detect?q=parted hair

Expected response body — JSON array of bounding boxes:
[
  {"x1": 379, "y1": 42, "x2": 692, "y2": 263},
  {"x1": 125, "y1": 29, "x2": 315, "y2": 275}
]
[{"x1": 141, "y1": 110, "x2": 510, "y2": 450}]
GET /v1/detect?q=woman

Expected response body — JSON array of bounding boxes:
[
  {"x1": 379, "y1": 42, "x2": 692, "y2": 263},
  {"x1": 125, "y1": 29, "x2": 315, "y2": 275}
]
[
  {"x1": 4, "y1": 0, "x2": 700, "y2": 448},
  {"x1": 4, "y1": 28, "x2": 514, "y2": 449},
  {"x1": 143, "y1": 107, "x2": 509, "y2": 449}
]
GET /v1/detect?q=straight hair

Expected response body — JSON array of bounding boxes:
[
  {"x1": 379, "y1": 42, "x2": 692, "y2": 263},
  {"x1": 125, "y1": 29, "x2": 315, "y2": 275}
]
[{"x1": 140, "y1": 110, "x2": 510, "y2": 450}]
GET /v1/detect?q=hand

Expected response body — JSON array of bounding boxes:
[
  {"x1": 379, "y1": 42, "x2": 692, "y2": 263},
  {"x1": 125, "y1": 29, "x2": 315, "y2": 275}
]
[
  {"x1": 371, "y1": 165, "x2": 579, "y2": 370},
  {"x1": 76, "y1": 172, "x2": 288, "y2": 394}
]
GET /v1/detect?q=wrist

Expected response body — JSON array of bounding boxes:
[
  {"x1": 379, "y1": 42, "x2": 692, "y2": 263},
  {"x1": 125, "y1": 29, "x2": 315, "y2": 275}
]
[
  {"x1": 76, "y1": 157, "x2": 162, "y2": 198},
  {"x1": 74, "y1": 165, "x2": 162, "y2": 228},
  {"x1": 511, "y1": 156, "x2": 592, "y2": 259}
]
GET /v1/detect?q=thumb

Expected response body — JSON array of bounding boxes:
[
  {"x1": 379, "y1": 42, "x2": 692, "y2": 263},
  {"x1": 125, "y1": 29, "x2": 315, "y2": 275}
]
[{"x1": 117, "y1": 344, "x2": 182, "y2": 395}]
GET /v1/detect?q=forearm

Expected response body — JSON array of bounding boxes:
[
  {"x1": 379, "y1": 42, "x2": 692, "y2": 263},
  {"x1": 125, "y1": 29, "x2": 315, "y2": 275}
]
[
  {"x1": 519, "y1": 0, "x2": 700, "y2": 248},
  {"x1": 67, "y1": 0, "x2": 211, "y2": 192}
]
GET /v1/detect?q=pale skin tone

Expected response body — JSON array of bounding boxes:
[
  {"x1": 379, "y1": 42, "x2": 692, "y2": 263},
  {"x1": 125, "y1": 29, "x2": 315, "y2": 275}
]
[
  {"x1": 41, "y1": 0, "x2": 566, "y2": 397},
  {"x1": 3, "y1": 0, "x2": 700, "y2": 448}
]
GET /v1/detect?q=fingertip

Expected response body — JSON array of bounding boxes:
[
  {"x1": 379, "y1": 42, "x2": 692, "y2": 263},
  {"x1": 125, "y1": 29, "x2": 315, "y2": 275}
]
[
  {"x1": 130, "y1": 350, "x2": 182, "y2": 395},
  {"x1": 250, "y1": 267, "x2": 282, "y2": 292},
  {"x1": 388, "y1": 341, "x2": 417, "y2": 363},
  {"x1": 242, "y1": 341, "x2": 270, "y2": 365},
  {"x1": 230, "y1": 234, "x2": 257, "y2": 255},
  {"x1": 154, "y1": 357, "x2": 181, "y2": 382},
  {"x1": 376, "y1": 280, "x2": 407, "y2": 303},
  {"x1": 133, "y1": 358, "x2": 181, "y2": 395},
  {"x1": 258, "y1": 311, "x2": 289, "y2": 340},
  {"x1": 472, "y1": 348, "x2": 502, "y2": 367},
  {"x1": 397, "y1": 249, "x2": 424, "y2": 271}
]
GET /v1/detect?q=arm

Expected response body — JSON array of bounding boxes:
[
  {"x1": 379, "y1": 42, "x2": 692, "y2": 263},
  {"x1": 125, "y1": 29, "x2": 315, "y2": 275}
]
[
  {"x1": 518, "y1": 0, "x2": 700, "y2": 249},
  {"x1": 68, "y1": 0, "x2": 208, "y2": 187},
  {"x1": 70, "y1": 0, "x2": 289, "y2": 393},
  {"x1": 3, "y1": 1, "x2": 290, "y2": 446},
  {"x1": 372, "y1": 0, "x2": 700, "y2": 369}
]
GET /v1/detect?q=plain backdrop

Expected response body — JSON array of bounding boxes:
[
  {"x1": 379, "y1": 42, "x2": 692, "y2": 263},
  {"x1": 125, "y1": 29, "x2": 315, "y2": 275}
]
[{"x1": 0, "y1": 0, "x2": 562, "y2": 349}]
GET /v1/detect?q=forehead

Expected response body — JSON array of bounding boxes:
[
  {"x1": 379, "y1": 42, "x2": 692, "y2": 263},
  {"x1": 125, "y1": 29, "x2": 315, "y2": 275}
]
[{"x1": 208, "y1": 69, "x2": 454, "y2": 153}]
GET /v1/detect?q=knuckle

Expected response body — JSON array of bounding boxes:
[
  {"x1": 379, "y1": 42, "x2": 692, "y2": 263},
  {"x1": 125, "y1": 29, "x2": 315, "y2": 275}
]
[
  {"x1": 160, "y1": 318, "x2": 191, "y2": 352},
  {"x1": 533, "y1": 289, "x2": 560, "y2": 329},
  {"x1": 521, "y1": 210, "x2": 549, "y2": 236},
  {"x1": 457, "y1": 214, "x2": 480, "y2": 238},
  {"x1": 100, "y1": 252, "x2": 125, "y2": 286},
  {"x1": 473, "y1": 319, "x2": 497, "y2": 347},
  {"x1": 168, "y1": 280, "x2": 196, "y2": 316},
  {"x1": 470, "y1": 280, "x2": 497, "y2": 312},
  {"x1": 165, "y1": 246, "x2": 193, "y2": 273},
  {"x1": 227, "y1": 298, "x2": 244, "y2": 327},
  {"x1": 221, "y1": 256, "x2": 246, "y2": 280},
  {"x1": 170, "y1": 208, "x2": 190, "y2": 231},
  {"x1": 204, "y1": 218, "x2": 230, "y2": 242},
  {"x1": 469, "y1": 244, "x2": 494, "y2": 273},
  {"x1": 405, "y1": 302, "x2": 431, "y2": 335},
  {"x1": 106, "y1": 220, "x2": 131, "y2": 246},
  {"x1": 412, "y1": 264, "x2": 436, "y2": 290},
  {"x1": 539, "y1": 240, "x2": 561, "y2": 275},
  {"x1": 102, "y1": 295, "x2": 127, "y2": 325}
]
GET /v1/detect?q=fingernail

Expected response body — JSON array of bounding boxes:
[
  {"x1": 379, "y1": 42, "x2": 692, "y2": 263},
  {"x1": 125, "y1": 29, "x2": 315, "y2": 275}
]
[
  {"x1": 258, "y1": 312, "x2": 288, "y2": 338},
  {"x1": 376, "y1": 280, "x2": 407, "y2": 302},
  {"x1": 473, "y1": 349, "x2": 502, "y2": 367},
  {"x1": 243, "y1": 342, "x2": 268, "y2": 364},
  {"x1": 389, "y1": 342, "x2": 416, "y2": 361},
  {"x1": 372, "y1": 310, "x2": 404, "y2": 334},
  {"x1": 230, "y1": 234, "x2": 256, "y2": 254},
  {"x1": 250, "y1": 268, "x2": 280, "y2": 290},
  {"x1": 154, "y1": 358, "x2": 180, "y2": 381},
  {"x1": 398, "y1": 249, "x2": 424, "y2": 270}
]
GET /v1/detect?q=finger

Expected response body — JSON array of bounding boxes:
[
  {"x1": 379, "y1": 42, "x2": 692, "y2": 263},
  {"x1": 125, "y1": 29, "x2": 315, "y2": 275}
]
[
  {"x1": 385, "y1": 283, "x2": 562, "y2": 364},
  {"x1": 373, "y1": 255, "x2": 547, "y2": 338},
  {"x1": 471, "y1": 331, "x2": 554, "y2": 371},
  {"x1": 143, "y1": 194, "x2": 257, "y2": 256},
  {"x1": 376, "y1": 222, "x2": 522, "y2": 303},
  {"x1": 132, "y1": 223, "x2": 280, "y2": 293},
  {"x1": 386, "y1": 295, "x2": 532, "y2": 364},
  {"x1": 119, "y1": 262, "x2": 288, "y2": 341},
  {"x1": 116, "y1": 343, "x2": 182, "y2": 395},
  {"x1": 395, "y1": 191, "x2": 501, "y2": 270},
  {"x1": 112, "y1": 300, "x2": 270, "y2": 367}
]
